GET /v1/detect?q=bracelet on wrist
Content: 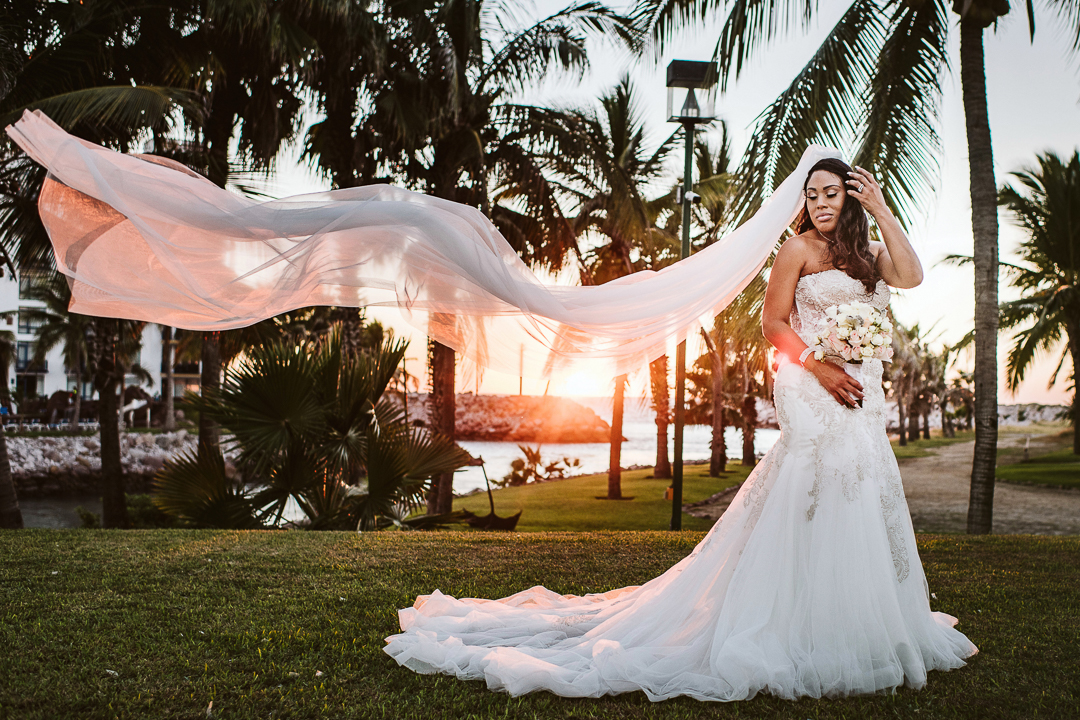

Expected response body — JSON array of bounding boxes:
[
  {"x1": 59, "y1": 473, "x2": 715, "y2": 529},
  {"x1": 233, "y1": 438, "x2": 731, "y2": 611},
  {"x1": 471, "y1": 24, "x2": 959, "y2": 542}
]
[{"x1": 798, "y1": 346, "x2": 822, "y2": 367}]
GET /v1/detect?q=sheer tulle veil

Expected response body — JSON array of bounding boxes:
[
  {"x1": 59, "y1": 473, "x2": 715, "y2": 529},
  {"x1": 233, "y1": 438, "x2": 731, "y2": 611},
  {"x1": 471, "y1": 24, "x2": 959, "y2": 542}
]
[{"x1": 5, "y1": 110, "x2": 841, "y2": 379}]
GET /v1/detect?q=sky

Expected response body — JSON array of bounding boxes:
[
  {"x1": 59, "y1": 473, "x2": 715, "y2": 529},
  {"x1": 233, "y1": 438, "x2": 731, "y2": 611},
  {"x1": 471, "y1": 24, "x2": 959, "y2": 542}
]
[{"x1": 267, "y1": 1, "x2": 1080, "y2": 404}]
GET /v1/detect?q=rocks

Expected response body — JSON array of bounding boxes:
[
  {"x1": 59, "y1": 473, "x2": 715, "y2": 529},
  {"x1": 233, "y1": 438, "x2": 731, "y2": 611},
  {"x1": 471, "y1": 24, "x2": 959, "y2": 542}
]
[
  {"x1": 406, "y1": 394, "x2": 612, "y2": 443},
  {"x1": 7, "y1": 430, "x2": 239, "y2": 496}
]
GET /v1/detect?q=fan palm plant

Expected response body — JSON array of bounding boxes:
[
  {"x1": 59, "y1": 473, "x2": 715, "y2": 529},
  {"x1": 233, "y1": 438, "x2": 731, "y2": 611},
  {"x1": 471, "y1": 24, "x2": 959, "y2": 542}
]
[
  {"x1": 158, "y1": 330, "x2": 472, "y2": 529},
  {"x1": 637, "y1": 0, "x2": 1080, "y2": 533},
  {"x1": 997, "y1": 151, "x2": 1080, "y2": 453}
]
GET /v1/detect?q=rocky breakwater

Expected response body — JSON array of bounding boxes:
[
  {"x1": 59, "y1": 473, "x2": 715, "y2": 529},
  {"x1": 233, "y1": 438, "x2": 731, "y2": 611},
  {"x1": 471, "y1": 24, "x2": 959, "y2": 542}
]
[
  {"x1": 7, "y1": 431, "x2": 231, "y2": 497},
  {"x1": 406, "y1": 394, "x2": 612, "y2": 443}
]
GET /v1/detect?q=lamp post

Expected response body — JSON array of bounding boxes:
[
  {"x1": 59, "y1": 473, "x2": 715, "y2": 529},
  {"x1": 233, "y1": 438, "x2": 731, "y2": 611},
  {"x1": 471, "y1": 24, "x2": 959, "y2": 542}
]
[{"x1": 666, "y1": 60, "x2": 717, "y2": 531}]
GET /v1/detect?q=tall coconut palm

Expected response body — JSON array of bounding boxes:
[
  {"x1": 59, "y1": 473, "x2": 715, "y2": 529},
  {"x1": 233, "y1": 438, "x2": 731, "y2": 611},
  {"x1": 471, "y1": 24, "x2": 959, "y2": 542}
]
[
  {"x1": 528, "y1": 77, "x2": 679, "y2": 498},
  {"x1": 997, "y1": 150, "x2": 1080, "y2": 453},
  {"x1": 657, "y1": 130, "x2": 738, "y2": 476},
  {"x1": 317, "y1": 1, "x2": 636, "y2": 514},
  {"x1": 639, "y1": 0, "x2": 1080, "y2": 533}
]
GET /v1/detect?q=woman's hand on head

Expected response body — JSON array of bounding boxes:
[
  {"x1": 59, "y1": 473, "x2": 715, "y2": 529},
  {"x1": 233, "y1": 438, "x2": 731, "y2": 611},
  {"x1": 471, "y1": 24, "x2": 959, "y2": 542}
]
[
  {"x1": 805, "y1": 360, "x2": 864, "y2": 408},
  {"x1": 845, "y1": 166, "x2": 888, "y2": 219}
]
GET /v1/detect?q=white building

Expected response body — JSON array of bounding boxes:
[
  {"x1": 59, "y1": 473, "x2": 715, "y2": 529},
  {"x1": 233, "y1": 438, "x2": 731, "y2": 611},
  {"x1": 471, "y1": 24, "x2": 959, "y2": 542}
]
[{"x1": 0, "y1": 269, "x2": 201, "y2": 407}]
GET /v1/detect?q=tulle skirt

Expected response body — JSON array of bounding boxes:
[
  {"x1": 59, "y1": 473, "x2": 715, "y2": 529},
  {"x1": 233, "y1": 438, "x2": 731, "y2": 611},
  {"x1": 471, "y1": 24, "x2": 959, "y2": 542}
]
[{"x1": 383, "y1": 359, "x2": 977, "y2": 701}]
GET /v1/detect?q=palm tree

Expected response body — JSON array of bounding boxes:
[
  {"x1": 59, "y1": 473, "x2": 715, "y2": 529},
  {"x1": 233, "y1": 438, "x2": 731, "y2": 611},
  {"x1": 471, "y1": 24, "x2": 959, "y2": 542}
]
[
  {"x1": 313, "y1": 1, "x2": 635, "y2": 514},
  {"x1": 85, "y1": 316, "x2": 146, "y2": 528},
  {"x1": 23, "y1": 274, "x2": 91, "y2": 432},
  {"x1": 997, "y1": 151, "x2": 1080, "y2": 453},
  {"x1": 639, "y1": 0, "x2": 1080, "y2": 534},
  {"x1": 529, "y1": 77, "x2": 678, "y2": 498}
]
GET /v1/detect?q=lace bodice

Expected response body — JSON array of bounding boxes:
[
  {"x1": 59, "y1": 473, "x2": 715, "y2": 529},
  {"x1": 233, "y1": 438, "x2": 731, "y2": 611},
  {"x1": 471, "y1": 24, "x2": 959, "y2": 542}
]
[{"x1": 790, "y1": 269, "x2": 890, "y2": 345}]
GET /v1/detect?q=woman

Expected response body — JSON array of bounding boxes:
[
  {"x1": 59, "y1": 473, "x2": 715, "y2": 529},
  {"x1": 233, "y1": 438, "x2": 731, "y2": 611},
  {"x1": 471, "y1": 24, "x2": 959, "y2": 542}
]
[{"x1": 382, "y1": 158, "x2": 977, "y2": 701}]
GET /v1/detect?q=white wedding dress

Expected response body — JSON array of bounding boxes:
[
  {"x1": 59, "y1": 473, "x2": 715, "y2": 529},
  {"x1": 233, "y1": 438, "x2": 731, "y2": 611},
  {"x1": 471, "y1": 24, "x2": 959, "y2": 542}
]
[{"x1": 383, "y1": 270, "x2": 978, "y2": 701}]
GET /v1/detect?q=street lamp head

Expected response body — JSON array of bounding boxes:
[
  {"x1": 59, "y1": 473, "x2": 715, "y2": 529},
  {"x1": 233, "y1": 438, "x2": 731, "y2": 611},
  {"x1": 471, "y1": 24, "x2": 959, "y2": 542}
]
[{"x1": 666, "y1": 60, "x2": 717, "y2": 123}]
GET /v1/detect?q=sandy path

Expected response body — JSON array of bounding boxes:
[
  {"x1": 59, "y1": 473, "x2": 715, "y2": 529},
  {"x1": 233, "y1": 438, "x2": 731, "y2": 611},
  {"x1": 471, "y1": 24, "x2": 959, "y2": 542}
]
[
  {"x1": 686, "y1": 437, "x2": 1080, "y2": 535},
  {"x1": 901, "y1": 439, "x2": 1080, "y2": 535}
]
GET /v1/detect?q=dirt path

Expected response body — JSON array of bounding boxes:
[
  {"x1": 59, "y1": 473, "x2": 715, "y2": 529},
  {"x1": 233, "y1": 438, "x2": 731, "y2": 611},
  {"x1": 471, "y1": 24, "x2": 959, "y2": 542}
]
[
  {"x1": 901, "y1": 438, "x2": 1080, "y2": 535},
  {"x1": 686, "y1": 436, "x2": 1080, "y2": 535}
]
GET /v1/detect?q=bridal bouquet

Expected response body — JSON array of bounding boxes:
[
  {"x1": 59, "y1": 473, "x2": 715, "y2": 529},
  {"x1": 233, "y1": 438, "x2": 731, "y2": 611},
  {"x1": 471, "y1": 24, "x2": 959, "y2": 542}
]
[{"x1": 810, "y1": 303, "x2": 894, "y2": 363}]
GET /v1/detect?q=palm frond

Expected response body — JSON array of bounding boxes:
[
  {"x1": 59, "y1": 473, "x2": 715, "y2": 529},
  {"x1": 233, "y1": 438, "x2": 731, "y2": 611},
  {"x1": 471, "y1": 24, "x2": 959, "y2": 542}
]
[
  {"x1": 1, "y1": 86, "x2": 200, "y2": 135},
  {"x1": 851, "y1": 0, "x2": 949, "y2": 224},
  {"x1": 731, "y1": 0, "x2": 884, "y2": 223},
  {"x1": 152, "y1": 449, "x2": 262, "y2": 529}
]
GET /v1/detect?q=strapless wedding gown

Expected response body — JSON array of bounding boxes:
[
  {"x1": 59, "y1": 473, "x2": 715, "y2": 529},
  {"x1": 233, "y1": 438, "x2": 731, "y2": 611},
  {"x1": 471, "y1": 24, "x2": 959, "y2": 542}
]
[{"x1": 384, "y1": 270, "x2": 977, "y2": 702}]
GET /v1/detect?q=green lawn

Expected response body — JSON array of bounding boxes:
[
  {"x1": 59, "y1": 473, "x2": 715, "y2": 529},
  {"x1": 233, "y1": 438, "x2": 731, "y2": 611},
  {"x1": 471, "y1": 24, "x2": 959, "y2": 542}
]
[
  {"x1": 891, "y1": 429, "x2": 975, "y2": 460},
  {"x1": 996, "y1": 449, "x2": 1080, "y2": 489},
  {"x1": 454, "y1": 464, "x2": 750, "y2": 532},
  {"x1": 1, "y1": 530, "x2": 1077, "y2": 719}
]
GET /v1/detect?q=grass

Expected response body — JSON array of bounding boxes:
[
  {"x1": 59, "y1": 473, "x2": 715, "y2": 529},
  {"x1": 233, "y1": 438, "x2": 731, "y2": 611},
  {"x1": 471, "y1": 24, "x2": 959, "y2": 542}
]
[
  {"x1": 997, "y1": 449, "x2": 1080, "y2": 489},
  {"x1": 453, "y1": 464, "x2": 749, "y2": 532},
  {"x1": 0, "y1": 530, "x2": 1077, "y2": 720},
  {"x1": 890, "y1": 429, "x2": 975, "y2": 460},
  {"x1": 994, "y1": 426, "x2": 1079, "y2": 489}
]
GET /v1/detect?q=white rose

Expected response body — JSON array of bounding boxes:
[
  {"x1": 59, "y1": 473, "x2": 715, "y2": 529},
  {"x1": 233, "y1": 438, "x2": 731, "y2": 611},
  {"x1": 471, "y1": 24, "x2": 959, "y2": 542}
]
[
  {"x1": 837, "y1": 327, "x2": 850, "y2": 339},
  {"x1": 881, "y1": 321, "x2": 893, "y2": 333},
  {"x1": 838, "y1": 303, "x2": 852, "y2": 315},
  {"x1": 871, "y1": 334, "x2": 884, "y2": 346},
  {"x1": 860, "y1": 345, "x2": 875, "y2": 359}
]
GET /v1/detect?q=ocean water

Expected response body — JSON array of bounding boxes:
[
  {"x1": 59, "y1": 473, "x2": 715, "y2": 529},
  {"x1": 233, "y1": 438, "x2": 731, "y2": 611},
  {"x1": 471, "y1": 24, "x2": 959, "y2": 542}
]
[
  {"x1": 453, "y1": 396, "x2": 780, "y2": 495},
  {"x1": 19, "y1": 396, "x2": 780, "y2": 527}
]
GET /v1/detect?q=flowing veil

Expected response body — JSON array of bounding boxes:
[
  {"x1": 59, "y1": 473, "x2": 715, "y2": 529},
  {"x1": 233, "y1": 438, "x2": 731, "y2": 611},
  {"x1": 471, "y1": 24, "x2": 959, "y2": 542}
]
[{"x1": 5, "y1": 110, "x2": 840, "y2": 378}]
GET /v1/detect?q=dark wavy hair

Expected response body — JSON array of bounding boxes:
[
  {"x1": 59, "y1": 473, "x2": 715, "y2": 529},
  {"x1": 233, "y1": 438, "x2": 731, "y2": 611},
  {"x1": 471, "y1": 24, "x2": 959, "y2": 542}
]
[{"x1": 793, "y1": 157, "x2": 879, "y2": 293}]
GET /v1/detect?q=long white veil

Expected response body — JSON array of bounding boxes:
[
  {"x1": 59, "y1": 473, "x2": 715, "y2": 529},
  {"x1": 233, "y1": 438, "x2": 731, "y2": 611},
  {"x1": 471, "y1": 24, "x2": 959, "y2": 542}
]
[{"x1": 5, "y1": 110, "x2": 840, "y2": 379}]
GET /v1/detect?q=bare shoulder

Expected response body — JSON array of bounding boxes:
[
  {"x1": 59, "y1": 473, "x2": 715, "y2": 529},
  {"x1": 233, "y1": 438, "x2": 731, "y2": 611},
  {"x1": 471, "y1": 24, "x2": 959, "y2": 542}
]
[{"x1": 776, "y1": 233, "x2": 815, "y2": 267}]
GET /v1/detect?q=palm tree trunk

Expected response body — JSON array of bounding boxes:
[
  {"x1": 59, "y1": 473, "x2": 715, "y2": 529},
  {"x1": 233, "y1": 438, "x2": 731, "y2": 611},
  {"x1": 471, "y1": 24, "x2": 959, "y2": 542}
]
[
  {"x1": 162, "y1": 326, "x2": 175, "y2": 431},
  {"x1": 897, "y1": 379, "x2": 908, "y2": 445},
  {"x1": 907, "y1": 395, "x2": 920, "y2": 443},
  {"x1": 99, "y1": 377, "x2": 128, "y2": 528},
  {"x1": 649, "y1": 356, "x2": 671, "y2": 479},
  {"x1": 710, "y1": 344, "x2": 727, "y2": 476},
  {"x1": 198, "y1": 332, "x2": 221, "y2": 457},
  {"x1": 69, "y1": 370, "x2": 82, "y2": 433},
  {"x1": 427, "y1": 338, "x2": 455, "y2": 515},
  {"x1": 607, "y1": 374, "x2": 626, "y2": 499},
  {"x1": 961, "y1": 18, "x2": 1000, "y2": 535},
  {"x1": 0, "y1": 422, "x2": 23, "y2": 529},
  {"x1": 699, "y1": 330, "x2": 728, "y2": 476},
  {"x1": 1067, "y1": 320, "x2": 1079, "y2": 455},
  {"x1": 922, "y1": 409, "x2": 931, "y2": 440},
  {"x1": 740, "y1": 356, "x2": 756, "y2": 466}
]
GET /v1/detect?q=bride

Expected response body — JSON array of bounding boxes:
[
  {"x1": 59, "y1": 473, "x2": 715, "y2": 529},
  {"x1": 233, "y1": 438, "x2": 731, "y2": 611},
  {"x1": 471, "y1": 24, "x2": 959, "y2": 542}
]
[
  {"x1": 381, "y1": 159, "x2": 978, "y2": 701},
  {"x1": 4, "y1": 111, "x2": 976, "y2": 702}
]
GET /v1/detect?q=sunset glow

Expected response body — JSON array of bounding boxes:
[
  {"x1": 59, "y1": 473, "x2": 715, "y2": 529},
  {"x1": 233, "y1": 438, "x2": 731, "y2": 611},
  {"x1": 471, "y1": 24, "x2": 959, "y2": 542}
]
[{"x1": 555, "y1": 371, "x2": 609, "y2": 397}]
